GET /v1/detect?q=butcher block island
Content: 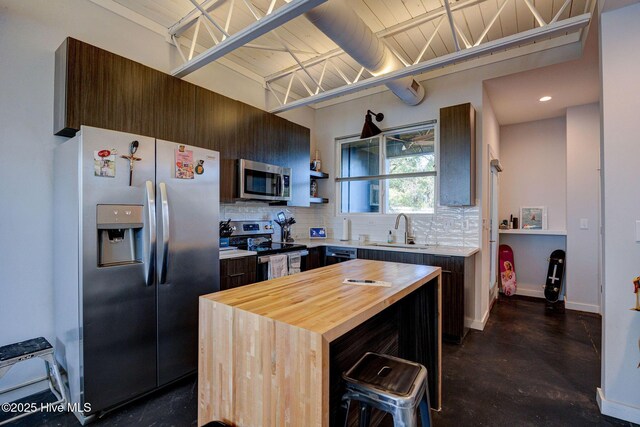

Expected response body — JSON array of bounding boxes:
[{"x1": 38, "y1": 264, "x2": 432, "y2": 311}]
[{"x1": 198, "y1": 259, "x2": 442, "y2": 427}]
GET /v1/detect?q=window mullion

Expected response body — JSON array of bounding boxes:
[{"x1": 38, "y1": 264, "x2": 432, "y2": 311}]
[{"x1": 379, "y1": 135, "x2": 385, "y2": 214}]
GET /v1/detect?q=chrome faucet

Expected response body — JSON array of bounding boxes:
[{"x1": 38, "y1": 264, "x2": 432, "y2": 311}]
[{"x1": 394, "y1": 213, "x2": 415, "y2": 244}]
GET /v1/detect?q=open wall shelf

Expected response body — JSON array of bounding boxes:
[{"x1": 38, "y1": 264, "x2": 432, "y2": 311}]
[
  {"x1": 499, "y1": 229, "x2": 567, "y2": 236},
  {"x1": 310, "y1": 170, "x2": 329, "y2": 179},
  {"x1": 310, "y1": 170, "x2": 329, "y2": 204}
]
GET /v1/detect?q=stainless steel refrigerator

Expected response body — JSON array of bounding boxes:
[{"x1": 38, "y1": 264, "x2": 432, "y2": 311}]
[{"x1": 53, "y1": 126, "x2": 219, "y2": 422}]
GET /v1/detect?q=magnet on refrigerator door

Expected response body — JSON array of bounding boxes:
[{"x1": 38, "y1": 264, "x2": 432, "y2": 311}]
[
  {"x1": 195, "y1": 160, "x2": 205, "y2": 175},
  {"x1": 94, "y1": 149, "x2": 117, "y2": 178},
  {"x1": 175, "y1": 148, "x2": 194, "y2": 179}
]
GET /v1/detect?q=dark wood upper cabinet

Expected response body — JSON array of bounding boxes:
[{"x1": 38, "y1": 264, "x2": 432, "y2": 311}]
[
  {"x1": 54, "y1": 37, "x2": 310, "y2": 206},
  {"x1": 194, "y1": 87, "x2": 239, "y2": 202},
  {"x1": 55, "y1": 38, "x2": 156, "y2": 138},
  {"x1": 286, "y1": 119, "x2": 311, "y2": 207},
  {"x1": 154, "y1": 73, "x2": 196, "y2": 145},
  {"x1": 439, "y1": 103, "x2": 476, "y2": 206}
]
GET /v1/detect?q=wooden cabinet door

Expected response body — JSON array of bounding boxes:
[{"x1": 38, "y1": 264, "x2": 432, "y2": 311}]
[
  {"x1": 439, "y1": 103, "x2": 476, "y2": 206},
  {"x1": 220, "y1": 256, "x2": 257, "y2": 291},
  {"x1": 153, "y1": 74, "x2": 196, "y2": 145},
  {"x1": 426, "y1": 255, "x2": 466, "y2": 343},
  {"x1": 57, "y1": 38, "x2": 157, "y2": 138},
  {"x1": 286, "y1": 120, "x2": 311, "y2": 207},
  {"x1": 302, "y1": 247, "x2": 324, "y2": 271},
  {"x1": 195, "y1": 88, "x2": 239, "y2": 201}
]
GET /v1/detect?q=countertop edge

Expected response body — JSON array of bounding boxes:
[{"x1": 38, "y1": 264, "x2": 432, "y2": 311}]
[
  {"x1": 219, "y1": 249, "x2": 258, "y2": 260},
  {"x1": 290, "y1": 239, "x2": 480, "y2": 257}
]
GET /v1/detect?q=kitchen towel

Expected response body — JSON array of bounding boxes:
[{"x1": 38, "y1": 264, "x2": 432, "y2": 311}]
[
  {"x1": 268, "y1": 254, "x2": 289, "y2": 279},
  {"x1": 288, "y1": 252, "x2": 301, "y2": 275}
]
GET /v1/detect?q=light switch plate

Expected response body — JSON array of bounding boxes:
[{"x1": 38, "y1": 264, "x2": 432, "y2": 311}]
[{"x1": 580, "y1": 218, "x2": 588, "y2": 230}]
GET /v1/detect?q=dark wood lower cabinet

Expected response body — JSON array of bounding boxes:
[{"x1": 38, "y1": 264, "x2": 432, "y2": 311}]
[
  {"x1": 220, "y1": 256, "x2": 257, "y2": 291},
  {"x1": 358, "y1": 249, "x2": 475, "y2": 344},
  {"x1": 302, "y1": 246, "x2": 324, "y2": 271}
]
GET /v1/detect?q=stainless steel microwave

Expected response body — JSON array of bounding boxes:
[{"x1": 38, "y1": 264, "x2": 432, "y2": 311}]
[{"x1": 238, "y1": 159, "x2": 291, "y2": 201}]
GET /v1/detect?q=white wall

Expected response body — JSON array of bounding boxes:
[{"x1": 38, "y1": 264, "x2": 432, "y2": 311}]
[
  {"x1": 566, "y1": 103, "x2": 601, "y2": 313},
  {"x1": 598, "y1": 2, "x2": 640, "y2": 422},
  {"x1": 482, "y1": 84, "x2": 501, "y2": 303},
  {"x1": 498, "y1": 118, "x2": 567, "y2": 297},
  {"x1": 0, "y1": 0, "x2": 314, "y2": 402},
  {"x1": 499, "y1": 118, "x2": 567, "y2": 230}
]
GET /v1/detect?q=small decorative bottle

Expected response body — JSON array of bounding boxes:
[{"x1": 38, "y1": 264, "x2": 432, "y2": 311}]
[{"x1": 312, "y1": 150, "x2": 322, "y2": 172}]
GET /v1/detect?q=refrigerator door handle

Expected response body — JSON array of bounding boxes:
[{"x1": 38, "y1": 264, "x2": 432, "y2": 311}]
[
  {"x1": 159, "y1": 182, "x2": 170, "y2": 284},
  {"x1": 145, "y1": 180, "x2": 156, "y2": 286}
]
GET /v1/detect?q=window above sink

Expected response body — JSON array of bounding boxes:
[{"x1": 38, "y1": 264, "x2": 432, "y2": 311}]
[{"x1": 336, "y1": 122, "x2": 436, "y2": 215}]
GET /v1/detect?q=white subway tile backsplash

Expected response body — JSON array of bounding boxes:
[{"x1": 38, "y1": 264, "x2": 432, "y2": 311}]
[{"x1": 220, "y1": 200, "x2": 480, "y2": 248}]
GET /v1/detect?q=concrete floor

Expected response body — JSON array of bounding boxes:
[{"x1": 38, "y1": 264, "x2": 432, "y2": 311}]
[
  {"x1": 1, "y1": 296, "x2": 630, "y2": 426},
  {"x1": 431, "y1": 296, "x2": 628, "y2": 426}
]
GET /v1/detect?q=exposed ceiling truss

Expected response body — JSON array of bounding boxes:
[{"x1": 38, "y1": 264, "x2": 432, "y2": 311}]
[
  {"x1": 170, "y1": 0, "x2": 328, "y2": 77},
  {"x1": 120, "y1": 0, "x2": 595, "y2": 112}
]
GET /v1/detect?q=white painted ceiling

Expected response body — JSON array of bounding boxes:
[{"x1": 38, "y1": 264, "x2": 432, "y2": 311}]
[
  {"x1": 483, "y1": 8, "x2": 599, "y2": 125},
  {"x1": 107, "y1": 0, "x2": 593, "y2": 107}
]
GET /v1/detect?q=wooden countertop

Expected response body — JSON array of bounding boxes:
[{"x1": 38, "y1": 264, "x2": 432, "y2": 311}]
[{"x1": 202, "y1": 259, "x2": 441, "y2": 342}]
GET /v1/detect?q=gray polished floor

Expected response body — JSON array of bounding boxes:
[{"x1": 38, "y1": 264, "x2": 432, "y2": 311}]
[
  {"x1": 431, "y1": 296, "x2": 629, "y2": 426},
  {"x1": 1, "y1": 296, "x2": 629, "y2": 426}
]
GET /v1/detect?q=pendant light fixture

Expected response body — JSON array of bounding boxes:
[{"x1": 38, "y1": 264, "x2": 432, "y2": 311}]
[{"x1": 360, "y1": 110, "x2": 384, "y2": 139}]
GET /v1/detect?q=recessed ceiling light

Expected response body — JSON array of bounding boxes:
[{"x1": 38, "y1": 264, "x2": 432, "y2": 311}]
[{"x1": 539, "y1": 96, "x2": 552, "y2": 102}]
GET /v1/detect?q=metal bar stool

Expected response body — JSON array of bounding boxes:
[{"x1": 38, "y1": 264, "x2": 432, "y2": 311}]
[
  {"x1": 338, "y1": 352, "x2": 432, "y2": 427},
  {"x1": 0, "y1": 337, "x2": 68, "y2": 426}
]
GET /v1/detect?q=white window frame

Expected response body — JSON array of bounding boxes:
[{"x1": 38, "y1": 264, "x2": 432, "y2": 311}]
[{"x1": 335, "y1": 121, "x2": 438, "y2": 216}]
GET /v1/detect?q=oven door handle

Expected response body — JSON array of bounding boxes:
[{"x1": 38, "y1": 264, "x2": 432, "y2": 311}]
[{"x1": 258, "y1": 250, "x2": 308, "y2": 264}]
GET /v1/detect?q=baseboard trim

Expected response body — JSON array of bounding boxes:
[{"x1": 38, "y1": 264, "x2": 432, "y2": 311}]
[
  {"x1": 565, "y1": 299, "x2": 600, "y2": 314},
  {"x1": 465, "y1": 308, "x2": 490, "y2": 331},
  {"x1": 597, "y1": 387, "x2": 640, "y2": 423},
  {"x1": 515, "y1": 287, "x2": 545, "y2": 299}
]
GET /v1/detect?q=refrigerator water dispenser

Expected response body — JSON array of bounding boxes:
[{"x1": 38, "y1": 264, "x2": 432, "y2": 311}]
[{"x1": 97, "y1": 204, "x2": 144, "y2": 266}]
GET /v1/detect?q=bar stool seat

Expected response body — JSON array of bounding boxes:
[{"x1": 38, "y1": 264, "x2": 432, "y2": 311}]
[
  {"x1": 338, "y1": 352, "x2": 432, "y2": 427},
  {"x1": 0, "y1": 337, "x2": 68, "y2": 426}
]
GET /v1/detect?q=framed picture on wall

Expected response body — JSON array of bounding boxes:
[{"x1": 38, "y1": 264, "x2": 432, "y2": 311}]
[{"x1": 520, "y1": 206, "x2": 547, "y2": 230}]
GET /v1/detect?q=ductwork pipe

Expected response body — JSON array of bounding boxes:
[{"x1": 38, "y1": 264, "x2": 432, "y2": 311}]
[{"x1": 305, "y1": 0, "x2": 425, "y2": 106}]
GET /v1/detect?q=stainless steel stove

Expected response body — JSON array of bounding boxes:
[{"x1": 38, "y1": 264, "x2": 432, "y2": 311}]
[{"x1": 227, "y1": 220, "x2": 308, "y2": 280}]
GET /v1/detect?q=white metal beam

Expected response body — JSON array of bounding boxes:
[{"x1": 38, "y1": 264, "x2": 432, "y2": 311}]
[
  {"x1": 377, "y1": 0, "x2": 487, "y2": 38},
  {"x1": 169, "y1": 0, "x2": 226, "y2": 37},
  {"x1": 443, "y1": 0, "x2": 461, "y2": 51},
  {"x1": 474, "y1": 0, "x2": 511, "y2": 47},
  {"x1": 189, "y1": 0, "x2": 230, "y2": 38},
  {"x1": 523, "y1": 0, "x2": 547, "y2": 26},
  {"x1": 268, "y1": 13, "x2": 591, "y2": 113},
  {"x1": 264, "y1": 0, "x2": 488, "y2": 83},
  {"x1": 171, "y1": 0, "x2": 327, "y2": 78}
]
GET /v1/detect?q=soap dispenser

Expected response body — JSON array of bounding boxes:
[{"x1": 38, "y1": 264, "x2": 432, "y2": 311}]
[{"x1": 387, "y1": 230, "x2": 393, "y2": 243}]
